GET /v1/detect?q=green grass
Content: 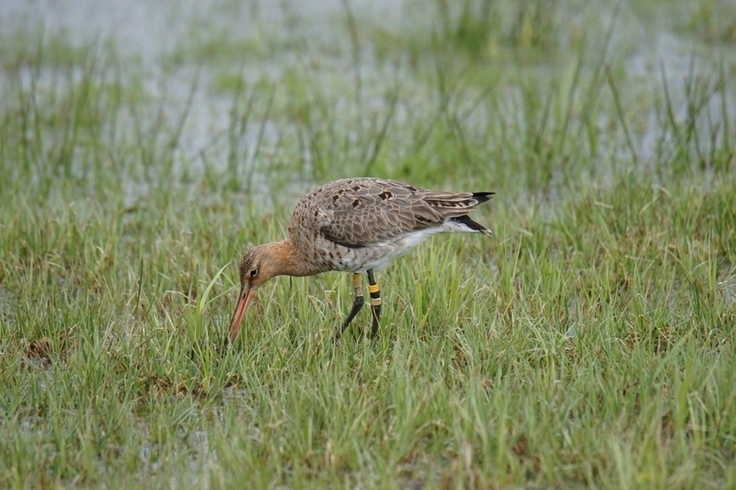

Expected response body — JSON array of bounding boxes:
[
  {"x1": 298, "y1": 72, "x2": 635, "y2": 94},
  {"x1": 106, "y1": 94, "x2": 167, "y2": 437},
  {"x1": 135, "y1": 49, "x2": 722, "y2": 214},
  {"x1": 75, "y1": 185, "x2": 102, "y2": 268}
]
[{"x1": 1, "y1": 0, "x2": 735, "y2": 488}]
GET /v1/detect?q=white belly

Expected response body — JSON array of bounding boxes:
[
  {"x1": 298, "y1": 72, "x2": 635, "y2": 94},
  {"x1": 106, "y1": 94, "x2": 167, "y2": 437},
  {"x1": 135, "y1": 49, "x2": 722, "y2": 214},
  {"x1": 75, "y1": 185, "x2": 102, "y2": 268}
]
[
  {"x1": 320, "y1": 220, "x2": 478, "y2": 273},
  {"x1": 356, "y1": 227, "x2": 446, "y2": 272}
]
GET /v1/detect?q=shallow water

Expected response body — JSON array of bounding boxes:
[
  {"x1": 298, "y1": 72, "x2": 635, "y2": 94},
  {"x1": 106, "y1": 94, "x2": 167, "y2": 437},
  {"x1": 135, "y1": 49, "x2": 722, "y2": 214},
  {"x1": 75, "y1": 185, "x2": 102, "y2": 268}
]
[{"x1": 1, "y1": 0, "x2": 733, "y2": 188}]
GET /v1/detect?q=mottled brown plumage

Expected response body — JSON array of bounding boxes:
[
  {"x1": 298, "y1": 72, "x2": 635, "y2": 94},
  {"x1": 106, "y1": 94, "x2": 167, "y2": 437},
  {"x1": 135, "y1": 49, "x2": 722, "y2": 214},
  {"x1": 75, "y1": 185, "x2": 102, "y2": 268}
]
[{"x1": 228, "y1": 177, "x2": 494, "y2": 343}]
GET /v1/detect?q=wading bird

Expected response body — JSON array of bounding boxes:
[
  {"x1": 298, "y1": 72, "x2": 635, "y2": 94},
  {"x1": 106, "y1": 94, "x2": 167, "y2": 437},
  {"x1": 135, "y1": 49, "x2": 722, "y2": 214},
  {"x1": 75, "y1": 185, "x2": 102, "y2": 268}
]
[{"x1": 228, "y1": 177, "x2": 494, "y2": 343}]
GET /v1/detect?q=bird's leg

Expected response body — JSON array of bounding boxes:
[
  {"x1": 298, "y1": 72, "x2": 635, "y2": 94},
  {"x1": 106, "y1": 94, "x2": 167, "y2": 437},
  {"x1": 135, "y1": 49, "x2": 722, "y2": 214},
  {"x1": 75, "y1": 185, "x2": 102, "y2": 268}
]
[
  {"x1": 367, "y1": 269, "x2": 381, "y2": 339},
  {"x1": 333, "y1": 273, "x2": 364, "y2": 342}
]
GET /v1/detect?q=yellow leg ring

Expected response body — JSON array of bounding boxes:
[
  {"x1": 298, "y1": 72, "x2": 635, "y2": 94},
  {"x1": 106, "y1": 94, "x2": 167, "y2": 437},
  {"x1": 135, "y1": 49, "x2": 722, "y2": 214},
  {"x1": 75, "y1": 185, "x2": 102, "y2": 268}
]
[
  {"x1": 368, "y1": 284, "x2": 380, "y2": 294},
  {"x1": 352, "y1": 273, "x2": 362, "y2": 287},
  {"x1": 352, "y1": 273, "x2": 363, "y2": 297}
]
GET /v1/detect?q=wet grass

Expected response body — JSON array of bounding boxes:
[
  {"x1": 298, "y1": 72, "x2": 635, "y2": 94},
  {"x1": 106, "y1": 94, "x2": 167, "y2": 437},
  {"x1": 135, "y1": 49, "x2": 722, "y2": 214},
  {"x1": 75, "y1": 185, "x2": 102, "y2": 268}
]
[{"x1": 1, "y1": 0, "x2": 735, "y2": 488}]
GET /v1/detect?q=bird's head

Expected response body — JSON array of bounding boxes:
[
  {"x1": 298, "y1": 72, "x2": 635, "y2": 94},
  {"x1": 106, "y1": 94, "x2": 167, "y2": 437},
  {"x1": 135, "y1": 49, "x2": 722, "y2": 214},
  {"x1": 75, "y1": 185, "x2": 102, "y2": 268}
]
[
  {"x1": 227, "y1": 244, "x2": 282, "y2": 344},
  {"x1": 228, "y1": 241, "x2": 308, "y2": 344}
]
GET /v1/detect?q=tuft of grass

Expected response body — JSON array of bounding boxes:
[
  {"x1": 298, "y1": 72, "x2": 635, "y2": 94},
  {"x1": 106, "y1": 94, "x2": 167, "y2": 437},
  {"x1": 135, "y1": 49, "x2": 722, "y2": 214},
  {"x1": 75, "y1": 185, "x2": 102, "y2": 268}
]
[{"x1": 435, "y1": 0, "x2": 500, "y2": 58}]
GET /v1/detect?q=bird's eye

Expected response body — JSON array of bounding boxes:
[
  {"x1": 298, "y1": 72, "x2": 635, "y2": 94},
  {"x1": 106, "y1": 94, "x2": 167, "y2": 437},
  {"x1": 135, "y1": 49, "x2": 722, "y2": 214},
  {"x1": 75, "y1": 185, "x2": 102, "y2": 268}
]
[{"x1": 249, "y1": 269, "x2": 258, "y2": 277}]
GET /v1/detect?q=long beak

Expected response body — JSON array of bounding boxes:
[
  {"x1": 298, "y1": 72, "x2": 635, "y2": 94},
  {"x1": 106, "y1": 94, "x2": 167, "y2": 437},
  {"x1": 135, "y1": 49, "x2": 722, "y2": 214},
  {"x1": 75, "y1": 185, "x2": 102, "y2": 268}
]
[{"x1": 228, "y1": 287, "x2": 256, "y2": 344}]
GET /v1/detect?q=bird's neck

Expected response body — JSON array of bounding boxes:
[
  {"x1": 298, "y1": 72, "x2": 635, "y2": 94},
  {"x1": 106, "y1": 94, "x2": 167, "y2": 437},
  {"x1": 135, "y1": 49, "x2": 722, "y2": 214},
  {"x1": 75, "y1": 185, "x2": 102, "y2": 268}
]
[{"x1": 267, "y1": 239, "x2": 317, "y2": 278}]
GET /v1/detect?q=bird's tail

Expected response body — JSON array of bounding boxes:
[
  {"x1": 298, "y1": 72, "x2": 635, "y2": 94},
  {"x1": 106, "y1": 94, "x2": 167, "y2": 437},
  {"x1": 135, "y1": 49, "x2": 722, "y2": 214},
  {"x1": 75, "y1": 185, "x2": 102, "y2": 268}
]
[
  {"x1": 451, "y1": 215, "x2": 493, "y2": 236},
  {"x1": 471, "y1": 192, "x2": 495, "y2": 204}
]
